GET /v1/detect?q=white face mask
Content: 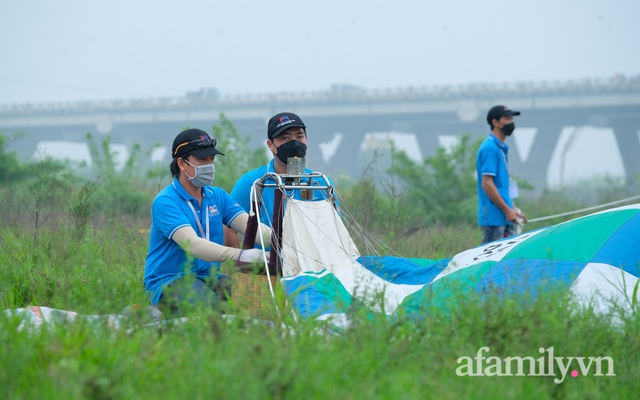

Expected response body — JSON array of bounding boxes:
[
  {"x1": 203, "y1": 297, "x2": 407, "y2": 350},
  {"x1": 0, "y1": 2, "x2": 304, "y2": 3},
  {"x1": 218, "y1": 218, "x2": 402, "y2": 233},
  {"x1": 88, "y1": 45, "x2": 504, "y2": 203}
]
[{"x1": 184, "y1": 159, "x2": 215, "y2": 187}]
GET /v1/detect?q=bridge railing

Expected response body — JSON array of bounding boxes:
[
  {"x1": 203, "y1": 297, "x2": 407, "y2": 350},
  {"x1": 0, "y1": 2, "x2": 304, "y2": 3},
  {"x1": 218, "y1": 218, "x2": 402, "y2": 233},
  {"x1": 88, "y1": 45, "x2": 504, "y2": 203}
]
[{"x1": 1, "y1": 75, "x2": 638, "y2": 116}]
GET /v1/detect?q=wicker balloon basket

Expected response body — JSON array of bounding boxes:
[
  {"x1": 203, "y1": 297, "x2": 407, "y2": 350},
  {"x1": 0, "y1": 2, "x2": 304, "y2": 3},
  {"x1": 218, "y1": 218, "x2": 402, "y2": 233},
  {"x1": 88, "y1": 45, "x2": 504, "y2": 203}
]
[{"x1": 232, "y1": 273, "x2": 279, "y2": 311}]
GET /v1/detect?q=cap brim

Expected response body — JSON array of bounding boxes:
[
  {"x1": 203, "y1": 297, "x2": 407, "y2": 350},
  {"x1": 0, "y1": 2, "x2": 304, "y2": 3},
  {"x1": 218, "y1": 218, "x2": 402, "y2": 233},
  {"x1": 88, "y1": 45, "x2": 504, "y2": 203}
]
[
  {"x1": 503, "y1": 110, "x2": 521, "y2": 116},
  {"x1": 270, "y1": 123, "x2": 306, "y2": 139},
  {"x1": 187, "y1": 147, "x2": 225, "y2": 158}
]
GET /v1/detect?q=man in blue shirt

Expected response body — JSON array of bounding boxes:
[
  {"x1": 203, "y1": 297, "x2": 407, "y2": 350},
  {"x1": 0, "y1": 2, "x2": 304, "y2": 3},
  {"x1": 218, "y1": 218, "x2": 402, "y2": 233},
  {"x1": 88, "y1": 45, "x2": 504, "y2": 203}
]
[
  {"x1": 225, "y1": 112, "x2": 336, "y2": 247},
  {"x1": 476, "y1": 105, "x2": 527, "y2": 244},
  {"x1": 144, "y1": 128, "x2": 271, "y2": 315}
]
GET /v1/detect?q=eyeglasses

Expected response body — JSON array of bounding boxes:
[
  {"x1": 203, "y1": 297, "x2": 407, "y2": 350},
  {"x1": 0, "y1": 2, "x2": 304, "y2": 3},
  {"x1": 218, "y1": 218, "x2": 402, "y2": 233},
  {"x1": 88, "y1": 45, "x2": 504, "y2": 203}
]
[{"x1": 173, "y1": 137, "x2": 217, "y2": 156}]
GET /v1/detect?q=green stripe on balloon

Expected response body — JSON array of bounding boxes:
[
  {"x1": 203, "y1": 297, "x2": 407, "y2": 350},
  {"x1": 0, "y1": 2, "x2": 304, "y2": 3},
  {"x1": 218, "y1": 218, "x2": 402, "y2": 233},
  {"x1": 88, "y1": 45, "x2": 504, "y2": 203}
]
[
  {"x1": 399, "y1": 261, "x2": 495, "y2": 316},
  {"x1": 504, "y1": 209, "x2": 638, "y2": 262}
]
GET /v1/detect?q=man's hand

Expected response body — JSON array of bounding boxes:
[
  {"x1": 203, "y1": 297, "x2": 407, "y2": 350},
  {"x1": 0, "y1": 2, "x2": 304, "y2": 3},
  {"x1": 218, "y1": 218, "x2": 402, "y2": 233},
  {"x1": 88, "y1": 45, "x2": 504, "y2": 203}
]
[
  {"x1": 504, "y1": 207, "x2": 517, "y2": 222},
  {"x1": 238, "y1": 248, "x2": 268, "y2": 263}
]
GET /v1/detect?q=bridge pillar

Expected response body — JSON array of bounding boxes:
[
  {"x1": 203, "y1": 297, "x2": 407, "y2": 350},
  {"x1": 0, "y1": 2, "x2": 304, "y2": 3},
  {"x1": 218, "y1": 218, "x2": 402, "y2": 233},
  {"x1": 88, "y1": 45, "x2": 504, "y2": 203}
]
[
  {"x1": 306, "y1": 115, "x2": 398, "y2": 180},
  {"x1": 611, "y1": 121, "x2": 640, "y2": 185},
  {"x1": 509, "y1": 120, "x2": 564, "y2": 194},
  {"x1": 411, "y1": 131, "x2": 445, "y2": 161}
]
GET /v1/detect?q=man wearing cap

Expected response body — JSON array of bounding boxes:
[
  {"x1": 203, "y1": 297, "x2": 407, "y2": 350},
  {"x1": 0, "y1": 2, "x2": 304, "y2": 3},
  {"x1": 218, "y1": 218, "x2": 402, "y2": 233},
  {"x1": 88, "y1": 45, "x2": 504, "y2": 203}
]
[
  {"x1": 144, "y1": 128, "x2": 271, "y2": 315},
  {"x1": 476, "y1": 105, "x2": 528, "y2": 244},
  {"x1": 225, "y1": 112, "x2": 336, "y2": 246}
]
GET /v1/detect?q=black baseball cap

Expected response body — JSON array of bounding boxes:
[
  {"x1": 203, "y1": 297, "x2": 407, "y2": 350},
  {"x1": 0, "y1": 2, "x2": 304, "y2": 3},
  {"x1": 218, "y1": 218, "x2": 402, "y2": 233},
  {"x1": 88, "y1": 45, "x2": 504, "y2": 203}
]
[
  {"x1": 172, "y1": 128, "x2": 225, "y2": 158},
  {"x1": 267, "y1": 112, "x2": 306, "y2": 140},
  {"x1": 487, "y1": 105, "x2": 521, "y2": 125}
]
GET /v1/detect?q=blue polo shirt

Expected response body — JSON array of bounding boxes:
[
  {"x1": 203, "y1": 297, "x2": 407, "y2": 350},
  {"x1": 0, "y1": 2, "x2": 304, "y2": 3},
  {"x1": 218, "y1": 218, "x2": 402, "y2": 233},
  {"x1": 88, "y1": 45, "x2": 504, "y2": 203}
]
[
  {"x1": 476, "y1": 134, "x2": 513, "y2": 227},
  {"x1": 231, "y1": 159, "x2": 337, "y2": 227},
  {"x1": 144, "y1": 177, "x2": 245, "y2": 305}
]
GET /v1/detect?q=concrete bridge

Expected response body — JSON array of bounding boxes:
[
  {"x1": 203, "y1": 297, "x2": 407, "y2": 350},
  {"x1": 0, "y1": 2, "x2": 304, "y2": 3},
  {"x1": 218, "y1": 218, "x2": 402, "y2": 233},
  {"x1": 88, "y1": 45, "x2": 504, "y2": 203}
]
[{"x1": 1, "y1": 75, "x2": 639, "y2": 191}]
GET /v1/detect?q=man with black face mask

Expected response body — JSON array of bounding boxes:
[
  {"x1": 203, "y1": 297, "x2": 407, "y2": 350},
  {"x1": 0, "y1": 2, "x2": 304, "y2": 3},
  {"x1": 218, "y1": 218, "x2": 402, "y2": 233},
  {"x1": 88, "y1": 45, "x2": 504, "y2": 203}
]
[
  {"x1": 476, "y1": 105, "x2": 528, "y2": 244},
  {"x1": 225, "y1": 112, "x2": 337, "y2": 247}
]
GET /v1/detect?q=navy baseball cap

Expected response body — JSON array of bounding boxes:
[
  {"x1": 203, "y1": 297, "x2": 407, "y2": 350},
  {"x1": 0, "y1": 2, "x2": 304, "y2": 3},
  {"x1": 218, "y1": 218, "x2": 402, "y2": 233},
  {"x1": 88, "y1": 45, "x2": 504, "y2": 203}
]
[
  {"x1": 487, "y1": 105, "x2": 521, "y2": 125},
  {"x1": 172, "y1": 128, "x2": 225, "y2": 158},
  {"x1": 267, "y1": 112, "x2": 306, "y2": 140}
]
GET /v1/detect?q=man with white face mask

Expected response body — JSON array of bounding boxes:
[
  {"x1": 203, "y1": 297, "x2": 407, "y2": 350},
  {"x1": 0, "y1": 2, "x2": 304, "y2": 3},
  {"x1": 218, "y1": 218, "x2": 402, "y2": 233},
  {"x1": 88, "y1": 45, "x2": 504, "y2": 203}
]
[{"x1": 144, "y1": 128, "x2": 271, "y2": 316}]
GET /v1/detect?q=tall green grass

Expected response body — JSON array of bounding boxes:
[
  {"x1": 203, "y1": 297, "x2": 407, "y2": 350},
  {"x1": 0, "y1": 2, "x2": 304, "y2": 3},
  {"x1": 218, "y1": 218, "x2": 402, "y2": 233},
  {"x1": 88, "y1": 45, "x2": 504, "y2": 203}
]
[{"x1": 2, "y1": 216, "x2": 639, "y2": 398}]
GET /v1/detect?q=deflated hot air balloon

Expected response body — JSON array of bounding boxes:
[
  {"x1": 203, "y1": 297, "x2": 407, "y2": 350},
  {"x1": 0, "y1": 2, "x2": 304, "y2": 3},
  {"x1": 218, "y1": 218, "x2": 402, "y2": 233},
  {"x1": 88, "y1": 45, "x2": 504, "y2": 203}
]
[{"x1": 275, "y1": 199, "x2": 640, "y2": 325}]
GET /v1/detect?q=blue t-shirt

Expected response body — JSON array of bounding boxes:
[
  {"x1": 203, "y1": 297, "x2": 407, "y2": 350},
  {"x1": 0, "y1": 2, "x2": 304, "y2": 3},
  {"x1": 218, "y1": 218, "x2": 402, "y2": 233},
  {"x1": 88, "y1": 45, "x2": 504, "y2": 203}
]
[
  {"x1": 231, "y1": 159, "x2": 337, "y2": 228},
  {"x1": 476, "y1": 134, "x2": 513, "y2": 227},
  {"x1": 144, "y1": 177, "x2": 245, "y2": 305}
]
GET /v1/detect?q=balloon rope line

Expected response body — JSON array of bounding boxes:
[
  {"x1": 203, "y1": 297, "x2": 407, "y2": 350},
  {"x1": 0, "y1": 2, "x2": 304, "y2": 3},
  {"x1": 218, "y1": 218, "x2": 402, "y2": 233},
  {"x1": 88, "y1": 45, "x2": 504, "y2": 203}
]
[{"x1": 528, "y1": 194, "x2": 640, "y2": 223}]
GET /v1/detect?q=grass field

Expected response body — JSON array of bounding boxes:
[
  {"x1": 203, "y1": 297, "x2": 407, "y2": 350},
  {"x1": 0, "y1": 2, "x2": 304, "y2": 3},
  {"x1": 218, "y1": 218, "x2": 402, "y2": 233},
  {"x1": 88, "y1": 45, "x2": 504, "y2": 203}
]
[{"x1": 2, "y1": 215, "x2": 639, "y2": 399}]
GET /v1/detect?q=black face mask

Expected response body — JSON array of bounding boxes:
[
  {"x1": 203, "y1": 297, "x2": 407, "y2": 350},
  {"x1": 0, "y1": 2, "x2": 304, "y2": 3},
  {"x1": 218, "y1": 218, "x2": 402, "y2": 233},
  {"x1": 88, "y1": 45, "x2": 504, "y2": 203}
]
[
  {"x1": 502, "y1": 122, "x2": 516, "y2": 136},
  {"x1": 275, "y1": 140, "x2": 307, "y2": 163}
]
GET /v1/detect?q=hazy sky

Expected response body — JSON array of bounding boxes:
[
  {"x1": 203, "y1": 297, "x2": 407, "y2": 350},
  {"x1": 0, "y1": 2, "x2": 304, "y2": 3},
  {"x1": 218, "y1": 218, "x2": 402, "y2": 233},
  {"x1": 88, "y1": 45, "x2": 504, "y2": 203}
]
[{"x1": 1, "y1": 0, "x2": 638, "y2": 104}]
